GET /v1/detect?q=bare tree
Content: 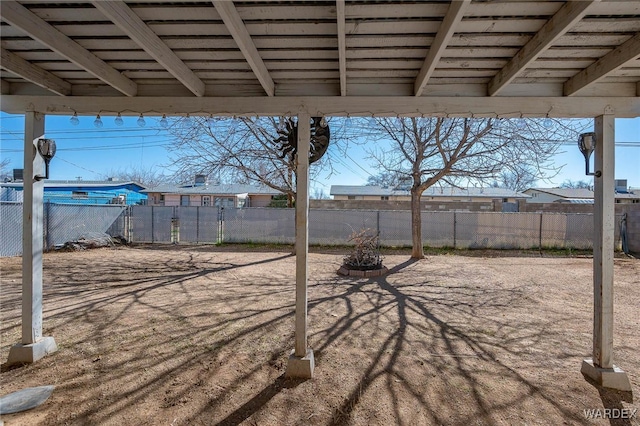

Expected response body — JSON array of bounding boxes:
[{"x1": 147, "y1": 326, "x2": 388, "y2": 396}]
[
  {"x1": 560, "y1": 179, "x2": 592, "y2": 189},
  {"x1": 366, "y1": 117, "x2": 587, "y2": 258},
  {"x1": 99, "y1": 165, "x2": 170, "y2": 187},
  {"x1": 0, "y1": 158, "x2": 11, "y2": 182},
  {"x1": 496, "y1": 166, "x2": 539, "y2": 192},
  {"x1": 366, "y1": 171, "x2": 403, "y2": 187},
  {"x1": 311, "y1": 188, "x2": 330, "y2": 199},
  {"x1": 165, "y1": 116, "x2": 338, "y2": 207}
]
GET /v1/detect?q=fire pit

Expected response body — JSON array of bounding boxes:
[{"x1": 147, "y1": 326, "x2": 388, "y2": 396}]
[{"x1": 337, "y1": 229, "x2": 388, "y2": 277}]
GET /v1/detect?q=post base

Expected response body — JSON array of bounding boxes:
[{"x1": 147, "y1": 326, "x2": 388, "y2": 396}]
[
  {"x1": 7, "y1": 337, "x2": 57, "y2": 366},
  {"x1": 581, "y1": 359, "x2": 632, "y2": 392},
  {"x1": 285, "y1": 348, "x2": 314, "y2": 379}
]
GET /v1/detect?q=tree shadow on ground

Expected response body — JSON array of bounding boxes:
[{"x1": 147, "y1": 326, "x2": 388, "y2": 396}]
[
  {"x1": 215, "y1": 374, "x2": 304, "y2": 426},
  {"x1": 583, "y1": 375, "x2": 634, "y2": 426},
  {"x1": 0, "y1": 249, "x2": 635, "y2": 425}
]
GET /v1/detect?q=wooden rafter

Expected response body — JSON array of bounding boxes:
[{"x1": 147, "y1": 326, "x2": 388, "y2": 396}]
[
  {"x1": 336, "y1": 0, "x2": 347, "y2": 96},
  {"x1": 414, "y1": 0, "x2": 470, "y2": 97},
  {"x1": 0, "y1": 48, "x2": 71, "y2": 96},
  {"x1": 212, "y1": 0, "x2": 275, "y2": 97},
  {"x1": 488, "y1": 0, "x2": 599, "y2": 96},
  {"x1": 92, "y1": 1, "x2": 205, "y2": 97},
  {"x1": 2, "y1": 96, "x2": 638, "y2": 118},
  {"x1": 0, "y1": 0, "x2": 137, "y2": 97},
  {"x1": 564, "y1": 33, "x2": 640, "y2": 96}
]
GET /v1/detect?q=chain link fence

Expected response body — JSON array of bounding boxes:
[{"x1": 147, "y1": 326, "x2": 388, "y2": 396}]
[
  {"x1": 1, "y1": 202, "x2": 127, "y2": 257},
  {"x1": 0, "y1": 202, "x2": 23, "y2": 257},
  {"x1": 127, "y1": 207, "x2": 621, "y2": 250},
  {"x1": 1, "y1": 204, "x2": 624, "y2": 257}
]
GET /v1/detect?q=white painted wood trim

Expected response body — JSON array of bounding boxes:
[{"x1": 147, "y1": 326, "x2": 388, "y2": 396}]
[
  {"x1": 0, "y1": 0, "x2": 137, "y2": 96},
  {"x1": 592, "y1": 114, "x2": 615, "y2": 369},
  {"x1": 414, "y1": 0, "x2": 470, "y2": 97},
  {"x1": 295, "y1": 113, "x2": 310, "y2": 357},
  {"x1": 212, "y1": 0, "x2": 275, "y2": 97},
  {"x1": 92, "y1": 1, "x2": 205, "y2": 97},
  {"x1": 0, "y1": 48, "x2": 71, "y2": 96},
  {"x1": 336, "y1": 0, "x2": 347, "y2": 96},
  {"x1": 564, "y1": 33, "x2": 640, "y2": 96},
  {"x1": 488, "y1": 0, "x2": 599, "y2": 96},
  {"x1": 21, "y1": 111, "x2": 45, "y2": 344},
  {"x1": 2, "y1": 95, "x2": 638, "y2": 118}
]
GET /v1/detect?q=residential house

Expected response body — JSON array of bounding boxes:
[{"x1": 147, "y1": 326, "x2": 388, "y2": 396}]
[
  {"x1": 0, "y1": 179, "x2": 147, "y2": 205},
  {"x1": 330, "y1": 185, "x2": 529, "y2": 203},
  {"x1": 523, "y1": 188, "x2": 595, "y2": 204},
  {"x1": 524, "y1": 183, "x2": 639, "y2": 204},
  {"x1": 143, "y1": 181, "x2": 283, "y2": 208}
]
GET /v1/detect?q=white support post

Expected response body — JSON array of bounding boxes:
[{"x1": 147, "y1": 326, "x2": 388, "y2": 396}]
[
  {"x1": 7, "y1": 111, "x2": 57, "y2": 365},
  {"x1": 285, "y1": 113, "x2": 314, "y2": 379},
  {"x1": 581, "y1": 114, "x2": 631, "y2": 391}
]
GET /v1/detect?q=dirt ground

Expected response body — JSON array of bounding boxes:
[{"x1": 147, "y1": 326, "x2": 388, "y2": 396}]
[{"x1": 1, "y1": 245, "x2": 639, "y2": 426}]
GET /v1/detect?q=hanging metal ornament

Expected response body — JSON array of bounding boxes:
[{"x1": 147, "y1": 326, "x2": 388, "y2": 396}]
[{"x1": 273, "y1": 116, "x2": 330, "y2": 164}]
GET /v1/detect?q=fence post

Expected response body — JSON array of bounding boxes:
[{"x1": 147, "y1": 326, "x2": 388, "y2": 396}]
[
  {"x1": 453, "y1": 212, "x2": 457, "y2": 249},
  {"x1": 196, "y1": 206, "x2": 200, "y2": 244},
  {"x1": 151, "y1": 206, "x2": 155, "y2": 243},
  {"x1": 126, "y1": 205, "x2": 132, "y2": 243},
  {"x1": 539, "y1": 213, "x2": 543, "y2": 250},
  {"x1": 44, "y1": 200, "x2": 50, "y2": 251},
  {"x1": 172, "y1": 206, "x2": 179, "y2": 244},
  {"x1": 219, "y1": 207, "x2": 225, "y2": 243},
  {"x1": 376, "y1": 210, "x2": 380, "y2": 240}
]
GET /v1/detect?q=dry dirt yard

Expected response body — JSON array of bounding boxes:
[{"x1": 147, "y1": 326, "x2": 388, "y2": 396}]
[{"x1": 1, "y1": 245, "x2": 639, "y2": 426}]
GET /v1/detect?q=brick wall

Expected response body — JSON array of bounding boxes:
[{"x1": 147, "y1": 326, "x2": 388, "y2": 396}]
[{"x1": 310, "y1": 199, "x2": 500, "y2": 212}]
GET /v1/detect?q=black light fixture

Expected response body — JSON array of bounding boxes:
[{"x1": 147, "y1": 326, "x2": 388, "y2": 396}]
[
  {"x1": 34, "y1": 138, "x2": 56, "y2": 181},
  {"x1": 578, "y1": 132, "x2": 600, "y2": 177}
]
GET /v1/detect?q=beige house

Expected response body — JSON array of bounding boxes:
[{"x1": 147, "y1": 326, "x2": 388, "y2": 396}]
[
  {"x1": 523, "y1": 187, "x2": 595, "y2": 203},
  {"x1": 142, "y1": 183, "x2": 282, "y2": 208},
  {"x1": 331, "y1": 185, "x2": 529, "y2": 203},
  {"x1": 524, "y1": 187, "x2": 639, "y2": 204}
]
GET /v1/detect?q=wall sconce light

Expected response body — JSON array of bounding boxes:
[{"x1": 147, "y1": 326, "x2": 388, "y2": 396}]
[
  {"x1": 34, "y1": 138, "x2": 56, "y2": 181},
  {"x1": 578, "y1": 132, "x2": 600, "y2": 177}
]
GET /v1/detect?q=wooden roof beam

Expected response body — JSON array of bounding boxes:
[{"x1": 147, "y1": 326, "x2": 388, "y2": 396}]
[
  {"x1": 564, "y1": 33, "x2": 640, "y2": 96},
  {"x1": 488, "y1": 0, "x2": 599, "y2": 96},
  {"x1": 212, "y1": 0, "x2": 275, "y2": 97},
  {"x1": 414, "y1": 0, "x2": 470, "y2": 97},
  {"x1": 336, "y1": 0, "x2": 347, "y2": 96},
  {"x1": 0, "y1": 48, "x2": 71, "y2": 96},
  {"x1": 92, "y1": 1, "x2": 205, "y2": 97},
  {"x1": 0, "y1": 0, "x2": 136, "y2": 97}
]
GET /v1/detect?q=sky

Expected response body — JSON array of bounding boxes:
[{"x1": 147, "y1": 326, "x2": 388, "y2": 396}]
[{"x1": 0, "y1": 112, "x2": 638, "y2": 195}]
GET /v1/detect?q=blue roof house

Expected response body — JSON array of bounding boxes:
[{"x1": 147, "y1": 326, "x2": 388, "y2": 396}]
[{"x1": 0, "y1": 180, "x2": 147, "y2": 205}]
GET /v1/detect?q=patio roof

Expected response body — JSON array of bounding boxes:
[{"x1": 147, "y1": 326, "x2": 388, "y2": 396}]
[
  {"x1": 1, "y1": 0, "x2": 639, "y2": 117},
  {"x1": 1, "y1": 1, "x2": 637, "y2": 388}
]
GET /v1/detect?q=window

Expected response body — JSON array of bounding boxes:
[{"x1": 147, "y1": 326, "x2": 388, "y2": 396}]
[
  {"x1": 180, "y1": 195, "x2": 190, "y2": 206},
  {"x1": 72, "y1": 191, "x2": 88, "y2": 199},
  {"x1": 202, "y1": 196, "x2": 211, "y2": 206},
  {"x1": 381, "y1": 196, "x2": 389, "y2": 200}
]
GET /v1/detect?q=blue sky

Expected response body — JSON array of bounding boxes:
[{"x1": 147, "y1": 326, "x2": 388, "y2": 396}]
[{"x1": 1, "y1": 113, "x2": 638, "y2": 194}]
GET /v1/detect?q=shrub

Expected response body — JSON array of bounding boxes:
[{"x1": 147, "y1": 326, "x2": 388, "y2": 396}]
[{"x1": 343, "y1": 228, "x2": 384, "y2": 270}]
